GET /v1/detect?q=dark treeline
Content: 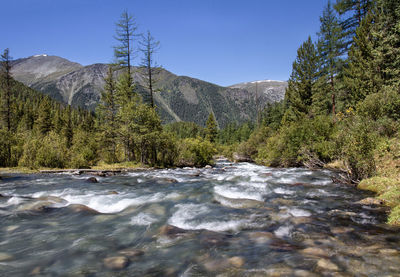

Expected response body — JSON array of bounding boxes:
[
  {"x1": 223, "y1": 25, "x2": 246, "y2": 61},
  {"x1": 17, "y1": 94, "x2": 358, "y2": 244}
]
[{"x1": 236, "y1": 0, "x2": 400, "y2": 184}]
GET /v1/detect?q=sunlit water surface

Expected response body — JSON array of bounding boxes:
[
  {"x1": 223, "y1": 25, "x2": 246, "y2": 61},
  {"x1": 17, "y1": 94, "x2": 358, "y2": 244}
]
[{"x1": 0, "y1": 160, "x2": 399, "y2": 276}]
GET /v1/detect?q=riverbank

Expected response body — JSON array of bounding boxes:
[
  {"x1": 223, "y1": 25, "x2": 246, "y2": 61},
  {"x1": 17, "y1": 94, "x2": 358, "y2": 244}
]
[{"x1": 357, "y1": 137, "x2": 400, "y2": 225}]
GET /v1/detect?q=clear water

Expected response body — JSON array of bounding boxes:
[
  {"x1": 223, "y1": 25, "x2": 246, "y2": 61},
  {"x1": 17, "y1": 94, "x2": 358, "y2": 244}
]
[{"x1": 0, "y1": 160, "x2": 399, "y2": 276}]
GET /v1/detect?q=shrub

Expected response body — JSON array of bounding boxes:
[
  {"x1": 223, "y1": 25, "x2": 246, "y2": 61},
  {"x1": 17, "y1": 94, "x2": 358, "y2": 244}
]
[{"x1": 176, "y1": 138, "x2": 216, "y2": 167}]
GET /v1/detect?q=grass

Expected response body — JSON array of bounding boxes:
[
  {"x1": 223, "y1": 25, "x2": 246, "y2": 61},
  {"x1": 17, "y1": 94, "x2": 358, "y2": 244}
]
[{"x1": 358, "y1": 136, "x2": 400, "y2": 226}]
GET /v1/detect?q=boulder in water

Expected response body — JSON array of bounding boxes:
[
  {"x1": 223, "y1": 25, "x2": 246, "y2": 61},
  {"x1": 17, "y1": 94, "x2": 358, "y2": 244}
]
[
  {"x1": 103, "y1": 256, "x2": 130, "y2": 270},
  {"x1": 232, "y1": 152, "x2": 253, "y2": 162},
  {"x1": 159, "y1": 225, "x2": 187, "y2": 237},
  {"x1": 356, "y1": 197, "x2": 384, "y2": 206},
  {"x1": 17, "y1": 201, "x2": 54, "y2": 213},
  {"x1": 204, "y1": 165, "x2": 212, "y2": 169},
  {"x1": 86, "y1": 177, "x2": 98, "y2": 183},
  {"x1": 67, "y1": 204, "x2": 99, "y2": 214}
]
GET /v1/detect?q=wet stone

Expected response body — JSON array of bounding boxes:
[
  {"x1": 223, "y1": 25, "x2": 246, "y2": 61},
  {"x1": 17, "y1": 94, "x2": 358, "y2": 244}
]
[
  {"x1": 228, "y1": 256, "x2": 245, "y2": 268},
  {"x1": 300, "y1": 247, "x2": 330, "y2": 257},
  {"x1": 248, "y1": 231, "x2": 275, "y2": 243},
  {"x1": 379, "y1": 248, "x2": 399, "y2": 255},
  {"x1": 263, "y1": 263, "x2": 294, "y2": 276},
  {"x1": 67, "y1": 204, "x2": 99, "y2": 214},
  {"x1": 159, "y1": 224, "x2": 187, "y2": 237},
  {"x1": 331, "y1": 226, "x2": 354, "y2": 234},
  {"x1": 118, "y1": 248, "x2": 144, "y2": 258},
  {"x1": 356, "y1": 197, "x2": 384, "y2": 206},
  {"x1": 294, "y1": 269, "x2": 319, "y2": 277},
  {"x1": 103, "y1": 256, "x2": 130, "y2": 270},
  {"x1": 86, "y1": 177, "x2": 98, "y2": 183},
  {"x1": 316, "y1": 258, "x2": 339, "y2": 271}
]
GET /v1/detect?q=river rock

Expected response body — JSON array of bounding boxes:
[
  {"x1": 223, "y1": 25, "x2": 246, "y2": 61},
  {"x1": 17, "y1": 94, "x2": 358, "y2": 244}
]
[
  {"x1": 263, "y1": 264, "x2": 294, "y2": 276},
  {"x1": 199, "y1": 230, "x2": 230, "y2": 247},
  {"x1": 17, "y1": 201, "x2": 54, "y2": 212},
  {"x1": 261, "y1": 172, "x2": 273, "y2": 177},
  {"x1": 290, "y1": 216, "x2": 313, "y2": 225},
  {"x1": 330, "y1": 226, "x2": 354, "y2": 234},
  {"x1": 294, "y1": 269, "x2": 319, "y2": 277},
  {"x1": 301, "y1": 247, "x2": 330, "y2": 257},
  {"x1": 0, "y1": 252, "x2": 13, "y2": 262},
  {"x1": 228, "y1": 256, "x2": 245, "y2": 268},
  {"x1": 67, "y1": 204, "x2": 99, "y2": 214},
  {"x1": 316, "y1": 258, "x2": 339, "y2": 271},
  {"x1": 108, "y1": 191, "x2": 119, "y2": 195},
  {"x1": 248, "y1": 232, "x2": 275, "y2": 243},
  {"x1": 269, "y1": 239, "x2": 301, "y2": 251},
  {"x1": 159, "y1": 225, "x2": 187, "y2": 237},
  {"x1": 86, "y1": 177, "x2": 98, "y2": 183},
  {"x1": 103, "y1": 256, "x2": 130, "y2": 270},
  {"x1": 204, "y1": 165, "x2": 212, "y2": 169},
  {"x1": 38, "y1": 196, "x2": 67, "y2": 204},
  {"x1": 30, "y1": 266, "x2": 42, "y2": 275},
  {"x1": 118, "y1": 248, "x2": 144, "y2": 258},
  {"x1": 203, "y1": 259, "x2": 230, "y2": 272},
  {"x1": 271, "y1": 198, "x2": 295, "y2": 206},
  {"x1": 379, "y1": 248, "x2": 399, "y2": 255},
  {"x1": 356, "y1": 197, "x2": 384, "y2": 206},
  {"x1": 232, "y1": 152, "x2": 253, "y2": 162}
]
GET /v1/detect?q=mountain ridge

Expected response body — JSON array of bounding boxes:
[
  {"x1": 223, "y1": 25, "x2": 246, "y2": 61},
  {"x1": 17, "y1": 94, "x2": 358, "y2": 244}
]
[{"x1": 11, "y1": 55, "x2": 287, "y2": 127}]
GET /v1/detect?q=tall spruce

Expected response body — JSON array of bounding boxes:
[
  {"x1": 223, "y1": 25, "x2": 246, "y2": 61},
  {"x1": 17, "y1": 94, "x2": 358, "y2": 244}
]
[
  {"x1": 334, "y1": 0, "x2": 374, "y2": 51},
  {"x1": 343, "y1": 11, "x2": 382, "y2": 106},
  {"x1": 0, "y1": 49, "x2": 13, "y2": 131},
  {"x1": 205, "y1": 112, "x2": 218, "y2": 143},
  {"x1": 96, "y1": 66, "x2": 119, "y2": 162},
  {"x1": 373, "y1": 0, "x2": 400, "y2": 87},
  {"x1": 114, "y1": 10, "x2": 137, "y2": 87},
  {"x1": 139, "y1": 31, "x2": 161, "y2": 108},
  {"x1": 283, "y1": 37, "x2": 320, "y2": 122},
  {"x1": 36, "y1": 97, "x2": 53, "y2": 136},
  {"x1": 317, "y1": 0, "x2": 345, "y2": 118}
]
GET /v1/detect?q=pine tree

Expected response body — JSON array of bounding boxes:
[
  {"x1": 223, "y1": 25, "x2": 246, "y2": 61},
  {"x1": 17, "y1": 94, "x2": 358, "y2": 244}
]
[
  {"x1": 283, "y1": 37, "x2": 320, "y2": 122},
  {"x1": 0, "y1": 49, "x2": 13, "y2": 131},
  {"x1": 373, "y1": 0, "x2": 400, "y2": 87},
  {"x1": 96, "y1": 66, "x2": 119, "y2": 162},
  {"x1": 343, "y1": 12, "x2": 382, "y2": 107},
  {"x1": 334, "y1": 0, "x2": 374, "y2": 51},
  {"x1": 317, "y1": 0, "x2": 346, "y2": 119},
  {"x1": 205, "y1": 112, "x2": 218, "y2": 143},
  {"x1": 36, "y1": 97, "x2": 53, "y2": 135},
  {"x1": 139, "y1": 31, "x2": 161, "y2": 108},
  {"x1": 114, "y1": 10, "x2": 137, "y2": 88}
]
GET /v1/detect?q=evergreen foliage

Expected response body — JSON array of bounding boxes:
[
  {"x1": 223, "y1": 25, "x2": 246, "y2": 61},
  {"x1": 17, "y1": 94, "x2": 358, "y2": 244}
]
[{"x1": 205, "y1": 113, "x2": 218, "y2": 143}]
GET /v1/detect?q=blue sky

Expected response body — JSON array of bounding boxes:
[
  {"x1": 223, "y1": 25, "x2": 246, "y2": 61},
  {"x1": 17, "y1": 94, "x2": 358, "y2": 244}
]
[{"x1": 1, "y1": 0, "x2": 329, "y2": 86}]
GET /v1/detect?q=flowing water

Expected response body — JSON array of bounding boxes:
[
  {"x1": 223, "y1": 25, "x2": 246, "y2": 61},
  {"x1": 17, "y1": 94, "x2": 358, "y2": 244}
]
[{"x1": 0, "y1": 160, "x2": 399, "y2": 276}]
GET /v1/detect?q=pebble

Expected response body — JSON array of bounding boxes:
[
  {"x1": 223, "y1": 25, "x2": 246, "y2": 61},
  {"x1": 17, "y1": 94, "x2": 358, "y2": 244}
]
[
  {"x1": 228, "y1": 256, "x2": 245, "y2": 268},
  {"x1": 301, "y1": 247, "x2": 330, "y2": 257},
  {"x1": 316, "y1": 258, "x2": 339, "y2": 271},
  {"x1": 103, "y1": 256, "x2": 130, "y2": 270}
]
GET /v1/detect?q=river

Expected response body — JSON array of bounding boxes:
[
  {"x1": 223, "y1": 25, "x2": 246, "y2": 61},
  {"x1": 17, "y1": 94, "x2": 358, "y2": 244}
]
[{"x1": 0, "y1": 160, "x2": 399, "y2": 276}]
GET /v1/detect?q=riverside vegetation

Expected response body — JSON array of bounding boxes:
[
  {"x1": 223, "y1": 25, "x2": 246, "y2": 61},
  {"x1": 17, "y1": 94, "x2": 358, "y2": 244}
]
[{"x1": 1, "y1": 0, "x2": 400, "y2": 225}]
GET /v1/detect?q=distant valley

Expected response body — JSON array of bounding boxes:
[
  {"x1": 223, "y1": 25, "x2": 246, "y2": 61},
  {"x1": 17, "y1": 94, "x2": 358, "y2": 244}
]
[{"x1": 11, "y1": 55, "x2": 287, "y2": 127}]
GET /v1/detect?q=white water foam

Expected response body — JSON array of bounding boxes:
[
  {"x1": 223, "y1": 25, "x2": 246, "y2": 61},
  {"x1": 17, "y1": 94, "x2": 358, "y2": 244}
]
[
  {"x1": 273, "y1": 188, "x2": 295, "y2": 195},
  {"x1": 130, "y1": 212, "x2": 159, "y2": 226},
  {"x1": 214, "y1": 185, "x2": 264, "y2": 201},
  {"x1": 168, "y1": 203, "x2": 257, "y2": 232},
  {"x1": 274, "y1": 225, "x2": 292, "y2": 238}
]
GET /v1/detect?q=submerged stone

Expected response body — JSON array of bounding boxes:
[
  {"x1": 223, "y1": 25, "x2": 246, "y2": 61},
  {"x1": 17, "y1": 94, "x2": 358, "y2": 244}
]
[
  {"x1": 103, "y1": 256, "x2": 130, "y2": 270},
  {"x1": 118, "y1": 248, "x2": 144, "y2": 258},
  {"x1": 86, "y1": 177, "x2": 98, "y2": 183},
  {"x1": 316, "y1": 258, "x2": 339, "y2": 271},
  {"x1": 0, "y1": 253, "x2": 13, "y2": 262}
]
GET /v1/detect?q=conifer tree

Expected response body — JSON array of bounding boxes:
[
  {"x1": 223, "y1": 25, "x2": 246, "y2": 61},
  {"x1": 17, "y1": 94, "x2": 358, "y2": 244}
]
[
  {"x1": 96, "y1": 66, "x2": 119, "y2": 162},
  {"x1": 114, "y1": 10, "x2": 137, "y2": 88},
  {"x1": 317, "y1": 0, "x2": 345, "y2": 118},
  {"x1": 0, "y1": 49, "x2": 13, "y2": 131},
  {"x1": 283, "y1": 37, "x2": 320, "y2": 122},
  {"x1": 205, "y1": 112, "x2": 218, "y2": 143},
  {"x1": 334, "y1": 0, "x2": 374, "y2": 51},
  {"x1": 36, "y1": 97, "x2": 53, "y2": 136},
  {"x1": 343, "y1": 12, "x2": 382, "y2": 106},
  {"x1": 139, "y1": 31, "x2": 161, "y2": 108}
]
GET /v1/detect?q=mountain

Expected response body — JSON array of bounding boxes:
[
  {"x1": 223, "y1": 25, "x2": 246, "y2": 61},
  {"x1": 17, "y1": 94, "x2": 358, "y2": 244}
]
[
  {"x1": 229, "y1": 80, "x2": 287, "y2": 104},
  {"x1": 11, "y1": 55, "x2": 287, "y2": 128}
]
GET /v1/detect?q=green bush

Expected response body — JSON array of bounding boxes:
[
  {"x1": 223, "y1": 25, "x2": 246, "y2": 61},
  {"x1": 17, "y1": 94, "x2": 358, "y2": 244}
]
[
  {"x1": 176, "y1": 137, "x2": 216, "y2": 167},
  {"x1": 357, "y1": 88, "x2": 400, "y2": 121},
  {"x1": 68, "y1": 130, "x2": 98, "y2": 168},
  {"x1": 19, "y1": 131, "x2": 67, "y2": 168},
  {"x1": 237, "y1": 126, "x2": 272, "y2": 160},
  {"x1": 256, "y1": 116, "x2": 336, "y2": 167},
  {"x1": 336, "y1": 116, "x2": 377, "y2": 182}
]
